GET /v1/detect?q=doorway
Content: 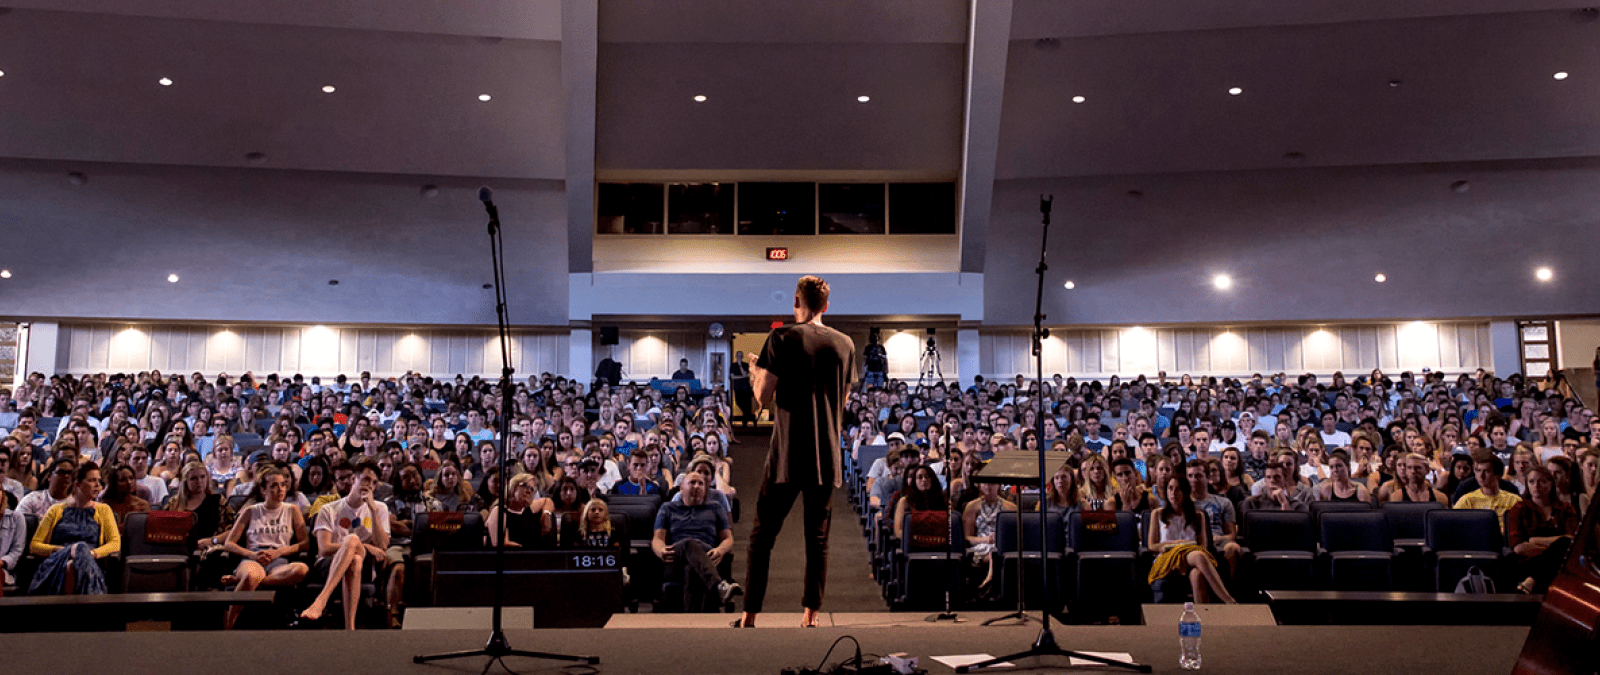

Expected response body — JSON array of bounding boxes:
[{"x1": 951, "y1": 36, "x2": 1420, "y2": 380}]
[{"x1": 731, "y1": 332, "x2": 768, "y2": 424}]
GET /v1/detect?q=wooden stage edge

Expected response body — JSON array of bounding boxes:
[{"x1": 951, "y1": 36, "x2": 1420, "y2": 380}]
[{"x1": 2, "y1": 622, "x2": 1531, "y2": 675}]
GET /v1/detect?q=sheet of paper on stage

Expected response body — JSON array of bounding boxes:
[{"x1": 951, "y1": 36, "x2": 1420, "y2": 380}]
[
  {"x1": 1067, "y1": 652, "x2": 1136, "y2": 667},
  {"x1": 931, "y1": 654, "x2": 1014, "y2": 669}
]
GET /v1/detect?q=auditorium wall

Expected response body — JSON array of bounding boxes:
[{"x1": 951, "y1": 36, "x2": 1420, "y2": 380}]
[
  {"x1": 979, "y1": 321, "x2": 1493, "y2": 380},
  {"x1": 984, "y1": 159, "x2": 1600, "y2": 327},
  {"x1": 53, "y1": 323, "x2": 568, "y2": 380},
  {"x1": 0, "y1": 159, "x2": 570, "y2": 327}
]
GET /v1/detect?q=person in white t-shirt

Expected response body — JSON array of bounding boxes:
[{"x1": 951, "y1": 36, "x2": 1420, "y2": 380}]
[
  {"x1": 1317, "y1": 411, "x2": 1351, "y2": 449},
  {"x1": 298, "y1": 460, "x2": 390, "y2": 630},
  {"x1": 129, "y1": 447, "x2": 169, "y2": 506}
]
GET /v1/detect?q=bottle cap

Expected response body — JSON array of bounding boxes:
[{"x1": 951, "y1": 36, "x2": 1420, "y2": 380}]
[{"x1": 1183, "y1": 602, "x2": 1195, "y2": 610}]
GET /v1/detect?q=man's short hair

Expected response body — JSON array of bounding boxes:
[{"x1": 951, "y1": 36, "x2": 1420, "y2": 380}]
[
  {"x1": 1470, "y1": 450, "x2": 1504, "y2": 476},
  {"x1": 796, "y1": 275, "x2": 830, "y2": 312},
  {"x1": 351, "y1": 459, "x2": 379, "y2": 478}
]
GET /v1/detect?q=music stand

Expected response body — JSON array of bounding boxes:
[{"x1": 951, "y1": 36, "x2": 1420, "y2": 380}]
[
  {"x1": 958, "y1": 196, "x2": 1149, "y2": 674},
  {"x1": 970, "y1": 451, "x2": 1042, "y2": 627}
]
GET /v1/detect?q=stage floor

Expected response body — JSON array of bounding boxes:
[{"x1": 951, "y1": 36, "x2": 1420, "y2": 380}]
[{"x1": 3, "y1": 621, "x2": 1530, "y2": 675}]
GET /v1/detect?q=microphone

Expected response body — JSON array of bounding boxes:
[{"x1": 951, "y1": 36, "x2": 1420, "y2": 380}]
[{"x1": 478, "y1": 186, "x2": 500, "y2": 232}]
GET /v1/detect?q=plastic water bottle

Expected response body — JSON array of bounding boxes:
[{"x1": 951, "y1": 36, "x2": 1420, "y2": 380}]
[{"x1": 1178, "y1": 602, "x2": 1202, "y2": 670}]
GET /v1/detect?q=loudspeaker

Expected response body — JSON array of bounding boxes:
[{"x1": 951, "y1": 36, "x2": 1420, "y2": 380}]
[{"x1": 599, "y1": 326, "x2": 619, "y2": 345}]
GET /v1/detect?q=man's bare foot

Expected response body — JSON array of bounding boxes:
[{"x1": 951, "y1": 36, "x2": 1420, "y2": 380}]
[
  {"x1": 801, "y1": 608, "x2": 821, "y2": 628},
  {"x1": 1517, "y1": 577, "x2": 1537, "y2": 594}
]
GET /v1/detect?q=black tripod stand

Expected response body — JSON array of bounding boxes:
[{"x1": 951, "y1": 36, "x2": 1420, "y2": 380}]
[
  {"x1": 958, "y1": 196, "x2": 1149, "y2": 674},
  {"x1": 414, "y1": 188, "x2": 597, "y2": 674},
  {"x1": 925, "y1": 422, "x2": 963, "y2": 623}
]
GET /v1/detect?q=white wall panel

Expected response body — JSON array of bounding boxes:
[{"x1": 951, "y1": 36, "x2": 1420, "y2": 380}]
[
  {"x1": 56, "y1": 323, "x2": 565, "y2": 379},
  {"x1": 984, "y1": 321, "x2": 1493, "y2": 379}
]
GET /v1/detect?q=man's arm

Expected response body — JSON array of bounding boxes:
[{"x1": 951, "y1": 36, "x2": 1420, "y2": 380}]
[
  {"x1": 652, "y1": 527, "x2": 674, "y2": 561},
  {"x1": 748, "y1": 354, "x2": 777, "y2": 409},
  {"x1": 709, "y1": 527, "x2": 734, "y2": 564}
]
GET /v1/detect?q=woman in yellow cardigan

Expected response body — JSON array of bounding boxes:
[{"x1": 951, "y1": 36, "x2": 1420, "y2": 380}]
[{"x1": 29, "y1": 460, "x2": 120, "y2": 595}]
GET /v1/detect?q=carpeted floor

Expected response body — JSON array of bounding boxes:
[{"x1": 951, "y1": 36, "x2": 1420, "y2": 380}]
[{"x1": 726, "y1": 426, "x2": 886, "y2": 614}]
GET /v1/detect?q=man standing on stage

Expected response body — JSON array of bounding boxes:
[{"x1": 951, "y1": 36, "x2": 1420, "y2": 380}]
[{"x1": 737, "y1": 275, "x2": 854, "y2": 629}]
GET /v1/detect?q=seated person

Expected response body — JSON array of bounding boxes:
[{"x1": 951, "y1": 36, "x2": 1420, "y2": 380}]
[
  {"x1": 892, "y1": 465, "x2": 949, "y2": 542},
  {"x1": 612, "y1": 447, "x2": 663, "y2": 496},
  {"x1": 219, "y1": 467, "x2": 310, "y2": 629},
  {"x1": 382, "y1": 462, "x2": 441, "y2": 628},
  {"x1": 101, "y1": 463, "x2": 151, "y2": 532},
  {"x1": 1388, "y1": 452, "x2": 1449, "y2": 505},
  {"x1": 28, "y1": 461, "x2": 119, "y2": 595},
  {"x1": 1312, "y1": 450, "x2": 1372, "y2": 503},
  {"x1": 670, "y1": 455, "x2": 733, "y2": 513},
  {"x1": 1146, "y1": 474, "x2": 1237, "y2": 604},
  {"x1": 1240, "y1": 460, "x2": 1312, "y2": 514},
  {"x1": 1, "y1": 484, "x2": 24, "y2": 588},
  {"x1": 17, "y1": 458, "x2": 75, "y2": 519},
  {"x1": 577, "y1": 498, "x2": 622, "y2": 549},
  {"x1": 1185, "y1": 459, "x2": 1242, "y2": 579},
  {"x1": 487, "y1": 473, "x2": 553, "y2": 549},
  {"x1": 1455, "y1": 452, "x2": 1522, "y2": 529},
  {"x1": 962, "y1": 481, "x2": 1016, "y2": 598},
  {"x1": 1506, "y1": 466, "x2": 1578, "y2": 594},
  {"x1": 299, "y1": 459, "x2": 390, "y2": 630},
  {"x1": 651, "y1": 471, "x2": 740, "y2": 611}
]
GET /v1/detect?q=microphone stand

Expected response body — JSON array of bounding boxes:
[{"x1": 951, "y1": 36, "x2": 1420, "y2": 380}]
[
  {"x1": 959, "y1": 196, "x2": 1149, "y2": 673},
  {"x1": 926, "y1": 421, "x2": 963, "y2": 622},
  {"x1": 415, "y1": 189, "x2": 596, "y2": 673}
]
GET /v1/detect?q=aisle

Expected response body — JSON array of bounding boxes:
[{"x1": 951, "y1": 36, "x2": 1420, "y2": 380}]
[{"x1": 725, "y1": 428, "x2": 886, "y2": 613}]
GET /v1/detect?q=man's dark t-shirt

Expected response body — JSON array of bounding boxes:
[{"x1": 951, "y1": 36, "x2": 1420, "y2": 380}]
[{"x1": 757, "y1": 323, "x2": 855, "y2": 488}]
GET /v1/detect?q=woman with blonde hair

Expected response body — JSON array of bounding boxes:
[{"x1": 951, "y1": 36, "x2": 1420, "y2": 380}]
[
  {"x1": 1077, "y1": 452, "x2": 1116, "y2": 512},
  {"x1": 165, "y1": 460, "x2": 227, "y2": 549},
  {"x1": 577, "y1": 498, "x2": 621, "y2": 549},
  {"x1": 424, "y1": 460, "x2": 475, "y2": 512}
]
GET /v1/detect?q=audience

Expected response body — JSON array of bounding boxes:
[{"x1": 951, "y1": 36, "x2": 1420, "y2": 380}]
[{"x1": 28, "y1": 461, "x2": 118, "y2": 595}]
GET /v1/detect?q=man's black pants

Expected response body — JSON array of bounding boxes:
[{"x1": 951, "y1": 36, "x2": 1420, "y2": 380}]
[
  {"x1": 667, "y1": 538, "x2": 724, "y2": 611},
  {"x1": 733, "y1": 388, "x2": 756, "y2": 427},
  {"x1": 743, "y1": 481, "x2": 833, "y2": 612}
]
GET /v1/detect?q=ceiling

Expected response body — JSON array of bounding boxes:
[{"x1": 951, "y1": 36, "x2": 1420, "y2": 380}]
[{"x1": 0, "y1": 1, "x2": 1596, "y2": 181}]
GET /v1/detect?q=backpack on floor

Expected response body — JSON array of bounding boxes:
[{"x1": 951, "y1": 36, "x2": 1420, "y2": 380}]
[{"x1": 1454, "y1": 566, "x2": 1496, "y2": 594}]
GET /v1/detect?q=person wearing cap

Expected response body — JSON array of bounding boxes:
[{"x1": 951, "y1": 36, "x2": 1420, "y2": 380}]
[
  {"x1": 870, "y1": 446, "x2": 921, "y2": 509},
  {"x1": 863, "y1": 432, "x2": 908, "y2": 499},
  {"x1": 1236, "y1": 411, "x2": 1258, "y2": 441},
  {"x1": 1210, "y1": 419, "x2": 1245, "y2": 455}
]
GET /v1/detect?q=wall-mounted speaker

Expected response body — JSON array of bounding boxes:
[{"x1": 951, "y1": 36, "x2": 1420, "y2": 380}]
[{"x1": 599, "y1": 326, "x2": 619, "y2": 345}]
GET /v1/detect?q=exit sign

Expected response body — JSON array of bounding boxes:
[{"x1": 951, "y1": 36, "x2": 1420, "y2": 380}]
[{"x1": 766, "y1": 247, "x2": 789, "y2": 261}]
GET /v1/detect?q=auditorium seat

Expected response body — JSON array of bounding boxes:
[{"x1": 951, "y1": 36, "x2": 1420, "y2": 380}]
[
  {"x1": 1319, "y1": 511, "x2": 1394, "y2": 591},
  {"x1": 995, "y1": 510, "x2": 1064, "y2": 610},
  {"x1": 1382, "y1": 501, "x2": 1446, "y2": 590},
  {"x1": 1310, "y1": 500, "x2": 1373, "y2": 529},
  {"x1": 121, "y1": 511, "x2": 196, "y2": 593},
  {"x1": 1242, "y1": 510, "x2": 1317, "y2": 592},
  {"x1": 889, "y1": 509, "x2": 963, "y2": 611},
  {"x1": 1065, "y1": 510, "x2": 1140, "y2": 617},
  {"x1": 1424, "y1": 509, "x2": 1502, "y2": 592}
]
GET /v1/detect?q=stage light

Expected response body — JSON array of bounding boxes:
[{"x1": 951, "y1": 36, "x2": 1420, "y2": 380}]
[
  {"x1": 0, "y1": 270, "x2": 10, "y2": 279},
  {"x1": 322, "y1": 85, "x2": 336, "y2": 93},
  {"x1": 1227, "y1": 87, "x2": 1243, "y2": 96},
  {"x1": 1063, "y1": 280, "x2": 1075, "y2": 289},
  {"x1": 1213, "y1": 274, "x2": 1232, "y2": 290},
  {"x1": 1536, "y1": 267, "x2": 1553, "y2": 282},
  {"x1": 478, "y1": 94, "x2": 492, "y2": 102},
  {"x1": 1374, "y1": 273, "x2": 1387, "y2": 283},
  {"x1": 167, "y1": 273, "x2": 180, "y2": 283},
  {"x1": 857, "y1": 95, "x2": 870, "y2": 103},
  {"x1": 158, "y1": 77, "x2": 173, "y2": 86},
  {"x1": 1071, "y1": 95, "x2": 1085, "y2": 103},
  {"x1": 1554, "y1": 71, "x2": 1569, "y2": 80},
  {"x1": 0, "y1": 70, "x2": 6, "y2": 77},
  {"x1": 693, "y1": 95, "x2": 707, "y2": 102}
]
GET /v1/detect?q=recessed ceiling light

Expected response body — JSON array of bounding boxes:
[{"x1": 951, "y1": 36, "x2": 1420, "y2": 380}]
[
  {"x1": 1071, "y1": 95, "x2": 1086, "y2": 104},
  {"x1": 857, "y1": 95, "x2": 870, "y2": 103},
  {"x1": 478, "y1": 94, "x2": 492, "y2": 102},
  {"x1": 693, "y1": 94, "x2": 707, "y2": 102},
  {"x1": 158, "y1": 77, "x2": 173, "y2": 86},
  {"x1": 0, "y1": 70, "x2": 6, "y2": 78},
  {"x1": 1536, "y1": 267, "x2": 1554, "y2": 281},
  {"x1": 167, "y1": 273, "x2": 180, "y2": 283},
  {"x1": 322, "y1": 85, "x2": 336, "y2": 93},
  {"x1": 1212, "y1": 274, "x2": 1233, "y2": 290},
  {"x1": 1227, "y1": 87, "x2": 1243, "y2": 96},
  {"x1": 1063, "y1": 280, "x2": 1076, "y2": 289},
  {"x1": 1374, "y1": 273, "x2": 1387, "y2": 283},
  {"x1": 0, "y1": 270, "x2": 10, "y2": 279},
  {"x1": 1554, "y1": 71, "x2": 1570, "y2": 80}
]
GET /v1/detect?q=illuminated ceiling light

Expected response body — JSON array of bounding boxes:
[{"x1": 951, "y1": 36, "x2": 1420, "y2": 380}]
[
  {"x1": 1227, "y1": 87, "x2": 1243, "y2": 96},
  {"x1": 167, "y1": 273, "x2": 180, "y2": 283},
  {"x1": 1213, "y1": 274, "x2": 1233, "y2": 290},
  {"x1": 1374, "y1": 273, "x2": 1387, "y2": 283},
  {"x1": 1554, "y1": 71, "x2": 1570, "y2": 80},
  {"x1": 1535, "y1": 267, "x2": 1554, "y2": 282},
  {"x1": 857, "y1": 95, "x2": 871, "y2": 103},
  {"x1": 158, "y1": 77, "x2": 173, "y2": 86},
  {"x1": 321, "y1": 85, "x2": 336, "y2": 93},
  {"x1": 0, "y1": 70, "x2": 6, "y2": 77},
  {"x1": 1071, "y1": 95, "x2": 1086, "y2": 104},
  {"x1": 1063, "y1": 280, "x2": 1076, "y2": 289},
  {"x1": 0, "y1": 270, "x2": 10, "y2": 279},
  {"x1": 478, "y1": 93, "x2": 492, "y2": 102},
  {"x1": 693, "y1": 94, "x2": 707, "y2": 102}
]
